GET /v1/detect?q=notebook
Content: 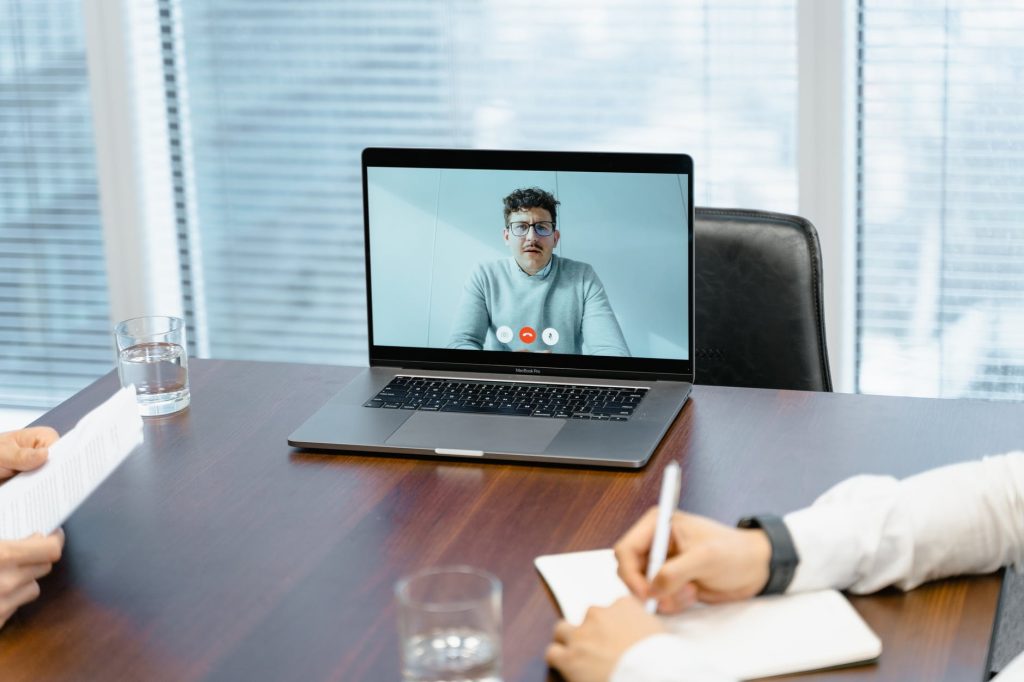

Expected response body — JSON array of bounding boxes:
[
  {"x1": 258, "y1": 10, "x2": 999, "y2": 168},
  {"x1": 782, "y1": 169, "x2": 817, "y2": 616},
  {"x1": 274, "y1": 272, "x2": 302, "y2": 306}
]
[
  {"x1": 535, "y1": 549, "x2": 882, "y2": 680},
  {"x1": 288, "y1": 148, "x2": 693, "y2": 468}
]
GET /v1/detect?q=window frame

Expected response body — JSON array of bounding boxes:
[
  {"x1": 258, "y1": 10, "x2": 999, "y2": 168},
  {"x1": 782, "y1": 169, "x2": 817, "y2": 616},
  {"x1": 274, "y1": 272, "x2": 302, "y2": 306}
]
[
  {"x1": 82, "y1": 0, "x2": 186, "y2": 327},
  {"x1": 797, "y1": 0, "x2": 858, "y2": 393}
]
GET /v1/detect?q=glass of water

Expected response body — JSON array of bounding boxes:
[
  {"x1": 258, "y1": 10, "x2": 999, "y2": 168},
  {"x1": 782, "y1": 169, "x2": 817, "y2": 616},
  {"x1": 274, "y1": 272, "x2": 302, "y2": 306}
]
[
  {"x1": 395, "y1": 566, "x2": 502, "y2": 682},
  {"x1": 114, "y1": 316, "x2": 190, "y2": 416}
]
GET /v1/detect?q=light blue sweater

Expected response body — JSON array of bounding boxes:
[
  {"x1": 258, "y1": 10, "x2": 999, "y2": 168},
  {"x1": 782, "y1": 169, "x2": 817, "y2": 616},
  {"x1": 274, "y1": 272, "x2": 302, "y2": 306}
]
[{"x1": 447, "y1": 254, "x2": 630, "y2": 356}]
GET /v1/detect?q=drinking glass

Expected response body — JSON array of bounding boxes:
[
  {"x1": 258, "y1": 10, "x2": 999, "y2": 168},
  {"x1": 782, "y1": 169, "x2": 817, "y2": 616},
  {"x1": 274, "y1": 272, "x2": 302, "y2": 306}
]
[
  {"x1": 114, "y1": 316, "x2": 190, "y2": 416},
  {"x1": 395, "y1": 566, "x2": 502, "y2": 682}
]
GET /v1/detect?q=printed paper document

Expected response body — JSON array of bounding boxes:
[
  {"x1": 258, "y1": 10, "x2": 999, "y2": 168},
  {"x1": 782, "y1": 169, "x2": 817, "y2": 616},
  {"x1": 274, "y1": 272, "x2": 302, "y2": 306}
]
[
  {"x1": 0, "y1": 386, "x2": 144, "y2": 540},
  {"x1": 536, "y1": 548, "x2": 882, "y2": 680}
]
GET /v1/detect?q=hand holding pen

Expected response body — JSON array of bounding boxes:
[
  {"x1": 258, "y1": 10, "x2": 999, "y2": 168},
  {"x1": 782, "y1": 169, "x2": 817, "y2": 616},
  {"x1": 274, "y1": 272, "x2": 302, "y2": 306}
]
[{"x1": 615, "y1": 468, "x2": 773, "y2": 614}]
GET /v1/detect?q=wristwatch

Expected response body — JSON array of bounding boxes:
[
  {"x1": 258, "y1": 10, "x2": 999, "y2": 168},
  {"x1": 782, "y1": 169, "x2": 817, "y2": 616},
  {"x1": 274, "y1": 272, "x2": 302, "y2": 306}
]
[{"x1": 737, "y1": 514, "x2": 799, "y2": 595}]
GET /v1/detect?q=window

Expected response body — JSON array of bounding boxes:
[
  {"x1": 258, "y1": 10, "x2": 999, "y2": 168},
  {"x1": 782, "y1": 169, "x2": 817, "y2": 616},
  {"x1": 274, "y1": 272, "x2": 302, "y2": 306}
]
[
  {"x1": 0, "y1": 0, "x2": 111, "y2": 409},
  {"x1": 11, "y1": 1, "x2": 1021, "y2": 410},
  {"x1": 171, "y1": 0, "x2": 798, "y2": 366},
  {"x1": 857, "y1": 0, "x2": 1024, "y2": 399}
]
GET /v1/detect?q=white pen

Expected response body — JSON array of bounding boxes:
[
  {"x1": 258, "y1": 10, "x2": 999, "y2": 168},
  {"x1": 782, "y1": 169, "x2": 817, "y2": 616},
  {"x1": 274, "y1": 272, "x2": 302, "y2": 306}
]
[{"x1": 644, "y1": 461, "x2": 682, "y2": 614}]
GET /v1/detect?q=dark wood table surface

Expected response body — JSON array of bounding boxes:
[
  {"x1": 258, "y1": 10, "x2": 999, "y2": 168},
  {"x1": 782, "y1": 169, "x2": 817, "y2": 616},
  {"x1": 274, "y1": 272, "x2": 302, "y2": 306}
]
[{"x1": 2, "y1": 358, "x2": 1021, "y2": 681}]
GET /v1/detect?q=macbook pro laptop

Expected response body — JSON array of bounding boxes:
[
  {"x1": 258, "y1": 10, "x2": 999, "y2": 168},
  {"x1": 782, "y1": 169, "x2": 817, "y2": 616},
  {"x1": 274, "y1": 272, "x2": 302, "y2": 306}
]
[{"x1": 288, "y1": 147, "x2": 694, "y2": 468}]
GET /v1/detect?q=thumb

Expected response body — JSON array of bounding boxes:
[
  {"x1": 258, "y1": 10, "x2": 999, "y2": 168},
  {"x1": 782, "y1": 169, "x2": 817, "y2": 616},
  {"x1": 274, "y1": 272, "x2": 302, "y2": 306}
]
[
  {"x1": 648, "y1": 545, "x2": 712, "y2": 599},
  {"x1": 10, "y1": 446, "x2": 48, "y2": 471}
]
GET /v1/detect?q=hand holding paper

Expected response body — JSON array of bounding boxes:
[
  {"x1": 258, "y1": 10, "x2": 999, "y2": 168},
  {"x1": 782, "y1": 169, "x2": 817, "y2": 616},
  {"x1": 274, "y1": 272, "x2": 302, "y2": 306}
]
[
  {"x1": 0, "y1": 529, "x2": 64, "y2": 629},
  {"x1": 0, "y1": 425, "x2": 67, "y2": 628},
  {"x1": 0, "y1": 426, "x2": 60, "y2": 479},
  {"x1": 0, "y1": 386, "x2": 143, "y2": 630},
  {"x1": 0, "y1": 386, "x2": 144, "y2": 541}
]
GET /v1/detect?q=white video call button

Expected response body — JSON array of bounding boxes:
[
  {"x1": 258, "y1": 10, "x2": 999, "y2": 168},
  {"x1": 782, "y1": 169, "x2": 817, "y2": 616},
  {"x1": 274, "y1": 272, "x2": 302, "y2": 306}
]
[
  {"x1": 496, "y1": 325, "x2": 514, "y2": 343},
  {"x1": 542, "y1": 327, "x2": 559, "y2": 346}
]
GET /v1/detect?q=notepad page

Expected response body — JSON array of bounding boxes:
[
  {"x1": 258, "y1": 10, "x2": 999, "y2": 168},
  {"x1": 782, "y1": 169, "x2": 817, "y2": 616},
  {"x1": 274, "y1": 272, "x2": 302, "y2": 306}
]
[
  {"x1": 0, "y1": 386, "x2": 144, "y2": 540},
  {"x1": 535, "y1": 548, "x2": 882, "y2": 681}
]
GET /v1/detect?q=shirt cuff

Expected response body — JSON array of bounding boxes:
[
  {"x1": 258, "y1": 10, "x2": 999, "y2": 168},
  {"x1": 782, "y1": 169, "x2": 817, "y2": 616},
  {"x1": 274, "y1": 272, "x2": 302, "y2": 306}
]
[
  {"x1": 783, "y1": 474, "x2": 902, "y2": 593},
  {"x1": 784, "y1": 506, "x2": 856, "y2": 593},
  {"x1": 611, "y1": 633, "x2": 737, "y2": 682}
]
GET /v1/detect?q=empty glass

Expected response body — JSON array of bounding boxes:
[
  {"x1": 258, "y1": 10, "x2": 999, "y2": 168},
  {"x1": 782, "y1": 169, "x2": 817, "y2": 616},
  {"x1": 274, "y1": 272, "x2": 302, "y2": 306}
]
[
  {"x1": 395, "y1": 566, "x2": 502, "y2": 682},
  {"x1": 114, "y1": 316, "x2": 190, "y2": 416}
]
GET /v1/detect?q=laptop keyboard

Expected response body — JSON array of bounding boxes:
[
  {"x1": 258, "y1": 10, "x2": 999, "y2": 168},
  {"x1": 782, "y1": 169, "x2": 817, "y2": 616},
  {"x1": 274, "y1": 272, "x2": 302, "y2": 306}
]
[{"x1": 364, "y1": 376, "x2": 648, "y2": 421}]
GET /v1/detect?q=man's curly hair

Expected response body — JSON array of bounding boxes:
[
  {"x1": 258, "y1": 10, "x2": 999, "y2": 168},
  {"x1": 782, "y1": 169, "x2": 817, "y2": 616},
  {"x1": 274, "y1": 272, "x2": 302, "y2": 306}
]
[{"x1": 503, "y1": 187, "x2": 560, "y2": 226}]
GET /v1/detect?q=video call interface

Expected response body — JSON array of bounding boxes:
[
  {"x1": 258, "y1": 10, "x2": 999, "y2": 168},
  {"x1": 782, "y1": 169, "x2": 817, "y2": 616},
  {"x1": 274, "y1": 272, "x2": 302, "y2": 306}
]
[{"x1": 367, "y1": 165, "x2": 691, "y2": 362}]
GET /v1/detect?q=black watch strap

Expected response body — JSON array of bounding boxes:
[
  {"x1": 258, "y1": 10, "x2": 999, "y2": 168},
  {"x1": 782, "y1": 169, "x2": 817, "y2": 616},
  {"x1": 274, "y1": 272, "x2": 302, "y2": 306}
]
[{"x1": 737, "y1": 514, "x2": 799, "y2": 596}]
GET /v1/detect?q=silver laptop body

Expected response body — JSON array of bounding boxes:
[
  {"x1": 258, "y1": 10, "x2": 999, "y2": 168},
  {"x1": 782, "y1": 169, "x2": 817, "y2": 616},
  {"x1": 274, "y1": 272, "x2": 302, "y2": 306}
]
[{"x1": 289, "y1": 148, "x2": 694, "y2": 468}]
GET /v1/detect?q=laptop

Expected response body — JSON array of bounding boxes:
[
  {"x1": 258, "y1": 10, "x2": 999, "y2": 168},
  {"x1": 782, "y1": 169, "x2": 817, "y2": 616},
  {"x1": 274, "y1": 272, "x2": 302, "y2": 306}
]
[{"x1": 288, "y1": 147, "x2": 694, "y2": 468}]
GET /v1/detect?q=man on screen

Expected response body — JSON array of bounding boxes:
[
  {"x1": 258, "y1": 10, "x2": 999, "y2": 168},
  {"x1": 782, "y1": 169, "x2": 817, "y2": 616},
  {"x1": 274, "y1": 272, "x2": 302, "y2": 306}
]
[{"x1": 447, "y1": 187, "x2": 630, "y2": 356}]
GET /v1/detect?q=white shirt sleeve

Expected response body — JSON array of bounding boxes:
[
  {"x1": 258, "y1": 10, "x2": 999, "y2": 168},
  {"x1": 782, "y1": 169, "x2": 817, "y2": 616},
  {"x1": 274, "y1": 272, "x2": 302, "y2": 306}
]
[
  {"x1": 611, "y1": 633, "x2": 737, "y2": 682},
  {"x1": 785, "y1": 451, "x2": 1024, "y2": 594},
  {"x1": 611, "y1": 452, "x2": 1024, "y2": 681}
]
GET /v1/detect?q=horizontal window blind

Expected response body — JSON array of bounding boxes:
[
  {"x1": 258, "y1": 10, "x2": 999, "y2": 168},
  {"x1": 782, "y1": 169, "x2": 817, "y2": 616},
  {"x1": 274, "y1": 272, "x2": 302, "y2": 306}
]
[
  {"x1": 857, "y1": 0, "x2": 1024, "y2": 400},
  {"x1": 172, "y1": 0, "x2": 797, "y2": 366},
  {"x1": 0, "y1": 0, "x2": 111, "y2": 408}
]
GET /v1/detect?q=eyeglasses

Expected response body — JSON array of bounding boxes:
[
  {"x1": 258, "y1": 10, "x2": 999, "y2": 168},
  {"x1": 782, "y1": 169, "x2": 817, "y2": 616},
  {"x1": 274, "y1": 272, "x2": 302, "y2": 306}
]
[{"x1": 507, "y1": 221, "x2": 555, "y2": 238}]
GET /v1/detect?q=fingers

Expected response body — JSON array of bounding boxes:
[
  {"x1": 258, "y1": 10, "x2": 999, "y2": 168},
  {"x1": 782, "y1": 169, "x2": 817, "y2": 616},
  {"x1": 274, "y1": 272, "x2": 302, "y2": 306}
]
[
  {"x1": 32, "y1": 560, "x2": 55, "y2": 580},
  {"x1": 0, "y1": 562, "x2": 52, "y2": 597},
  {"x1": 552, "y1": 619, "x2": 576, "y2": 644},
  {"x1": 0, "y1": 580, "x2": 41, "y2": 617},
  {"x1": 614, "y1": 507, "x2": 660, "y2": 597},
  {"x1": 648, "y1": 544, "x2": 712, "y2": 600},
  {"x1": 17, "y1": 562, "x2": 54, "y2": 583},
  {"x1": 544, "y1": 642, "x2": 567, "y2": 669},
  {"x1": 0, "y1": 447, "x2": 47, "y2": 476},
  {"x1": 14, "y1": 427, "x2": 60, "y2": 449},
  {"x1": 0, "y1": 532, "x2": 61, "y2": 631},
  {"x1": 0, "y1": 535, "x2": 64, "y2": 566},
  {"x1": 0, "y1": 427, "x2": 59, "y2": 478},
  {"x1": 546, "y1": 621, "x2": 575, "y2": 674},
  {"x1": 655, "y1": 583, "x2": 698, "y2": 614}
]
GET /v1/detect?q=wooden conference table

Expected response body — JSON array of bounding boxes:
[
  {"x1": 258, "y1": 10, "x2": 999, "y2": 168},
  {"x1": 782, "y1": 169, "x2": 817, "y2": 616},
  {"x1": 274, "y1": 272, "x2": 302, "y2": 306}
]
[{"x1": 1, "y1": 359, "x2": 1021, "y2": 681}]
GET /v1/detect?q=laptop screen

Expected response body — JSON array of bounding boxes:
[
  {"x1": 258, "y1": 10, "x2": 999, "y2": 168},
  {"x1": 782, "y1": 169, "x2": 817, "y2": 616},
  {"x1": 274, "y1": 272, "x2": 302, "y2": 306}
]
[{"x1": 363, "y1": 149, "x2": 693, "y2": 380}]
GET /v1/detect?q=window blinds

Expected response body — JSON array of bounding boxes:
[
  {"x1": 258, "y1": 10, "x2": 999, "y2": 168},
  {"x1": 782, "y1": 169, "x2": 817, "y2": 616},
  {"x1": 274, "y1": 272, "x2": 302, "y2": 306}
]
[
  {"x1": 171, "y1": 0, "x2": 798, "y2": 366},
  {"x1": 857, "y1": 0, "x2": 1024, "y2": 400},
  {"x1": 0, "y1": 0, "x2": 111, "y2": 408}
]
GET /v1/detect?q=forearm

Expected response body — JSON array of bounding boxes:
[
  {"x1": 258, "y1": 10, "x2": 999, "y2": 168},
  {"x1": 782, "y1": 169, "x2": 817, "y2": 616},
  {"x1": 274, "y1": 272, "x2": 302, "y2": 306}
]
[
  {"x1": 581, "y1": 324, "x2": 630, "y2": 356},
  {"x1": 786, "y1": 452, "x2": 1024, "y2": 594},
  {"x1": 447, "y1": 289, "x2": 489, "y2": 350},
  {"x1": 581, "y1": 294, "x2": 629, "y2": 356}
]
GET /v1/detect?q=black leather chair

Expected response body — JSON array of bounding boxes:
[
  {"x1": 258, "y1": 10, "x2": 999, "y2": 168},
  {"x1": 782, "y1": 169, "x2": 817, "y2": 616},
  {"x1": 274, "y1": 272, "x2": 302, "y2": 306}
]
[{"x1": 695, "y1": 207, "x2": 832, "y2": 391}]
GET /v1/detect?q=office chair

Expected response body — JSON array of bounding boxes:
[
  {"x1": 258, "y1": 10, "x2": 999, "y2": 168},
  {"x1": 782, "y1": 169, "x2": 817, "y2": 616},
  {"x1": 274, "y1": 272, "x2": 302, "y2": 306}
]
[{"x1": 694, "y1": 207, "x2": 832, "y2": 392}]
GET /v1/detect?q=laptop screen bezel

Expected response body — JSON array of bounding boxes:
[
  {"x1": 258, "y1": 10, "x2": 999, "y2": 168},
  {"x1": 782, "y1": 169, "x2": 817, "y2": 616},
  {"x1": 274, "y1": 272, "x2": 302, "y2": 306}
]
[{"x1": 362, "y1": 147, "x2": 695, "y2": 382}]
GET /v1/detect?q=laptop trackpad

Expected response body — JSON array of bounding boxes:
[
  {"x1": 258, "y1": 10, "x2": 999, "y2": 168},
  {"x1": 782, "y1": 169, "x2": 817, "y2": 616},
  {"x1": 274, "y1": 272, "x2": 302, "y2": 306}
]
[{"x1": 386, "y1": 412, "x2": 563, "y2": 454}]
